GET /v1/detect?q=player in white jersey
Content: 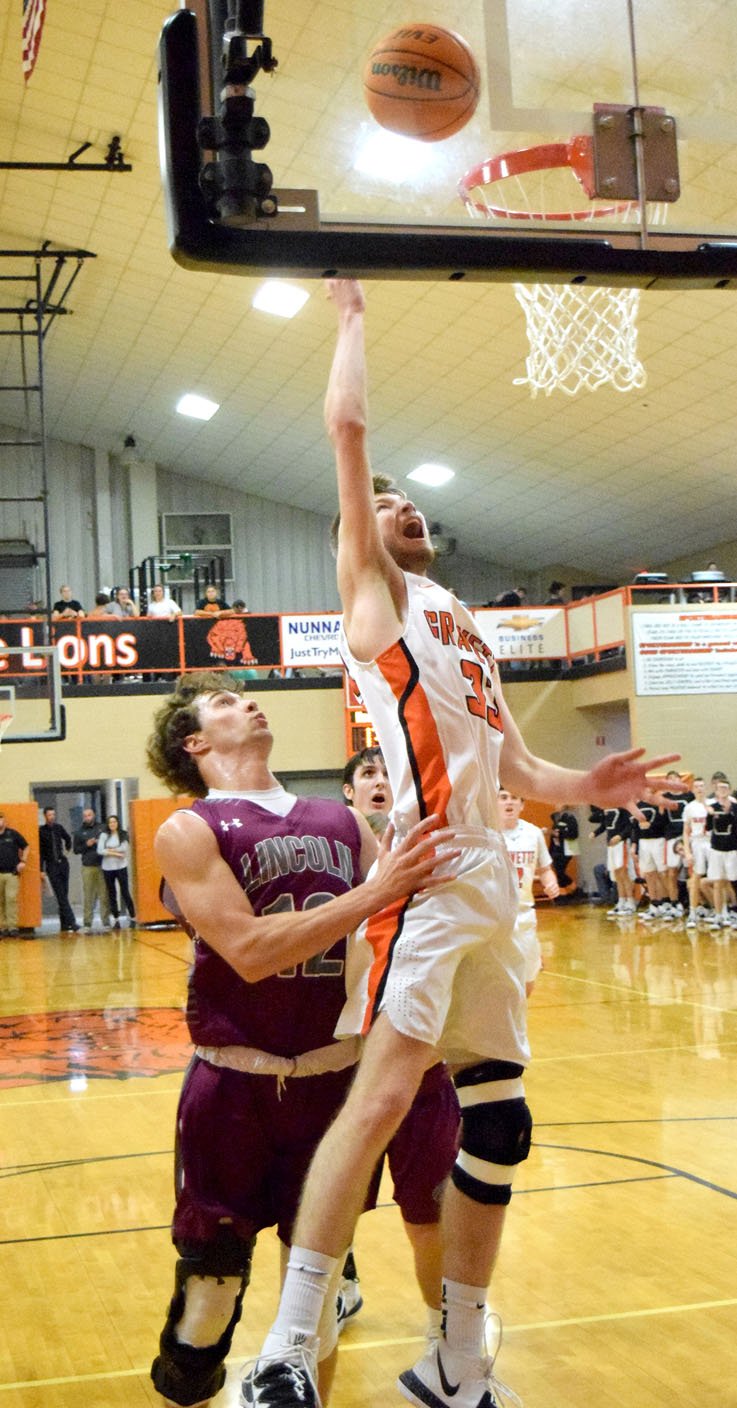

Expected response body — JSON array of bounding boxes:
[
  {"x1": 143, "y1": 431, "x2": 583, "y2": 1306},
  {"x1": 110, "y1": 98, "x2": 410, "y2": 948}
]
[
  {"x1": 499, "y1": 790, "x2": 559, "y2": 992},
  {"x1": 682, "y1": 777, "x2": 712, "y2": 925},
  {"x1": 246, "y1": 280, "x2": 683, "y2": 1408}
]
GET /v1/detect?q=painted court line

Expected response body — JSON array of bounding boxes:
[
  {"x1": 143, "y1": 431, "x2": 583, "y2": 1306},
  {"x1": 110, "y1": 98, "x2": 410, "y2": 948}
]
[
  {"x1": 541, "y1": 964, "x2": 737, "y2": 1015},
  {"x1": 2, "y1": 1297, "x2": 736, "y2": 1392}
]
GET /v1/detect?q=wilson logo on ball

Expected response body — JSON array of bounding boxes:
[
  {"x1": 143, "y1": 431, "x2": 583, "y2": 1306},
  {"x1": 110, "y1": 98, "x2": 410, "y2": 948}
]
[{"x1": 363, "y1": 25, "x2": 481, "y2": 142}]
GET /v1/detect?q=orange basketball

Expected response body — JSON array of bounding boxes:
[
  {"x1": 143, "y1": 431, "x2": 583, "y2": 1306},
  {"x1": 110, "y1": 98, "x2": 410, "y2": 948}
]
[{"x1": 363, "y1": 24, "x2": 481, "y2": 142}]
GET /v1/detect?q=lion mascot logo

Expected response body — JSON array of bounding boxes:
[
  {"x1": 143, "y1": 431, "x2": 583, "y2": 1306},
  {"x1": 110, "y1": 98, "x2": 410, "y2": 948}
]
[{"x1": 206, "y1": 618, "x2": 256, "y2": 664}]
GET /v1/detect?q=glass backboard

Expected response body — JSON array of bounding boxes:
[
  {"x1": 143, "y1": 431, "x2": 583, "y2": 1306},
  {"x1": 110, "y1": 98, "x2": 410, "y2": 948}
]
[
  {"x1": 159, "y1": 0, "x2": 737, "y2": 285},
  {"x1": 0, "y1": 645, "x2": 65, "y2": 744}
]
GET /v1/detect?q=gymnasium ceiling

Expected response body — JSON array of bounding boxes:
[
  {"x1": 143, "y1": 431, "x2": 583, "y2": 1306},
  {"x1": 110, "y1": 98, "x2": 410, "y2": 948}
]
[{"x1": 2, "y1": 0, "x2": 737, "y2": 578}]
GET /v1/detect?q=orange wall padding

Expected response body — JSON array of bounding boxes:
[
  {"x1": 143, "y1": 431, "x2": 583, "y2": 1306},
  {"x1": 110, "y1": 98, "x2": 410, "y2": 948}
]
[
  {"x1": 2, "y1": 803, "x2": 42, "y2": 928},
  {"x1": 129, "y1": 796, "x2": 193, "y2": 925}
]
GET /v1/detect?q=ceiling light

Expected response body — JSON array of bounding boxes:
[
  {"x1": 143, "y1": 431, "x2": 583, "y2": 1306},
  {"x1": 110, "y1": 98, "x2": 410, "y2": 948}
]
[
  {"x1": 252, "y1": 280, "x2": 310, "y2": 318},
  {"x1": 408, "y1": 463, "x2": 455, "y2": 488},
  {"x1": 176, "y1": 392, "x2": 219, "y2": 420},
  {"x1": 120, "y1": 434, "x2": 141, "y2": 466},
  {"x1": 354, "y1": 129, "x2": 435, "y2": 182}
]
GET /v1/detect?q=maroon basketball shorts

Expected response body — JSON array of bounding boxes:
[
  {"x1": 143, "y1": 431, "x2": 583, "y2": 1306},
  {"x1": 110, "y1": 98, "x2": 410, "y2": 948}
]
[
  {"x1": 383, "y1": 1060, "x2": 461, "y2": 1224},
  {"x1": 172, "y1": 1056, "x2": 364, "y2": 1248}
]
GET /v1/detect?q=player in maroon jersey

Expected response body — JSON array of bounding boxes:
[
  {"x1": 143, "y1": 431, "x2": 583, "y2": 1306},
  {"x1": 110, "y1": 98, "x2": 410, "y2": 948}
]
[{"x1": 146, "y1": 672, "x2": 454, "y2": 1408}]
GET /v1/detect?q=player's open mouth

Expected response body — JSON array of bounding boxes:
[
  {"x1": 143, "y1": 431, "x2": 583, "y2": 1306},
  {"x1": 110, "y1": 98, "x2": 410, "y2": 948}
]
[
  {"x1": 371, "y1": 791, "x2": 387, "y2": 806},
  {"x1": 403, "y1": 520, "x2": 425, "y2": 539}
]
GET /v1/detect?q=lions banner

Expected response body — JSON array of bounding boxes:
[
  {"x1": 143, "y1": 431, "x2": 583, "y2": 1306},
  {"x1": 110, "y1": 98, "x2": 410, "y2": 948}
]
[
  {"x1": 183, "y1": 615, "x2": 280, "y2": 671},
  {"x1": 51, "y1": 619, "x2": 181, "y2": 673},
  {"x1": 0, "y1": 618, "x2": 281, "y2": 677}
]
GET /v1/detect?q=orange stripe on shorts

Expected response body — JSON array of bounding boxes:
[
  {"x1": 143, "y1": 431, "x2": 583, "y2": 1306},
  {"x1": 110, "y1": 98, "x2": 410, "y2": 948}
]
[{"x1": 361, "y1": 897, "x2": 407, "y2": 1035}]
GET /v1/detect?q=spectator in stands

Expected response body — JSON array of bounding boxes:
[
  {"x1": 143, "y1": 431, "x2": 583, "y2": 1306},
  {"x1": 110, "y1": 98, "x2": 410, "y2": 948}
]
[
  {"x1": 88, "y1": 592, "x2": 111, "y2": 617},
  {"x1": 0, "y1": 812, "x2": 29, "y2": 937},
  {"x1": 491, "y1": 586, "x2": 528, "y2": 607},
  {"x1": 104, "y1": 586, "x2": 139, "y2": 618},
  {"x1": 195, "y1": 584, "x2": 231, "y2": 617},
  {"x1": 545, "y1": 582, "x2": 567, "y2": 605},
  {"x1": 146, "y1": 584, "x2": 182, "y2": 620},
  {"x1": 52, "y1": 585, "x2": 85, "y2": 620}
]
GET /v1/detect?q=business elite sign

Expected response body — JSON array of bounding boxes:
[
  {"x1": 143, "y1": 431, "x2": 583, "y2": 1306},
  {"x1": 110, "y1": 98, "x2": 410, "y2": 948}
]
[
  {"x1": 474, "y1": 607, "x2": 567, "y2": 660},
  {"x1": 280, "y1": 613, "x2": 342, "y2": 668}
]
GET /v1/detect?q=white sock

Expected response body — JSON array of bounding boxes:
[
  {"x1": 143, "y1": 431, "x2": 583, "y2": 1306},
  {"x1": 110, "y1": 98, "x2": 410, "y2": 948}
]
[
  {"x1": 441, "y1": 1278, "x2": 487, "y2": 1359},
  {"x1": 262, "y1": 1246, "x2": 338, "y2": 1355},
  {"x1": 426, "y1": 1305, "x2": 442, "y2": 1339}
]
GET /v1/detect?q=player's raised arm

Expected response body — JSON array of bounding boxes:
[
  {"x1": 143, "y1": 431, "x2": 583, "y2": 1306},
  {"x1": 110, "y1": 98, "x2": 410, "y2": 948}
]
[
  {"x1": 324, "y1": 279, "x2": 406, "y2": 655},
  {"x1": 156, "y1": 809, "x2": 454, "y2": 984},
  {"x1": 495, "y1": 669, "x2": 682, "y2": 816}
]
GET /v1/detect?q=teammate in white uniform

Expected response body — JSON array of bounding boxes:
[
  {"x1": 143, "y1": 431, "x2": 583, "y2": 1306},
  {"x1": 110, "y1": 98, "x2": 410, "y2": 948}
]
[
  {"x1": 499, "y1": 790, "x2": 559, "y2": 992},
  {"x1": 247, "y1": 279, "x2": 683, "y2": 1408},
  {"x1": 682, "y1": 777, "x2": 712, "y2": 925}
]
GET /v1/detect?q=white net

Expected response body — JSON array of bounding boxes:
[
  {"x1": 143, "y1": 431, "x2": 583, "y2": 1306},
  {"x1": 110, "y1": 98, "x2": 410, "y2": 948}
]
[
  {"x1": 459, "y1": 142, "x2": 666, "y2": 397},
  {"x1": 513, "y1": 282, "x2": 646, "y2": 397}
]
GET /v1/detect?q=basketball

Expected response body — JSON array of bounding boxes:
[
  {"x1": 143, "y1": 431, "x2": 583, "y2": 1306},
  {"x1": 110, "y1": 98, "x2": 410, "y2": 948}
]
[{"x1": 363, "y1": 25, "x2": 481, "y2": 142}]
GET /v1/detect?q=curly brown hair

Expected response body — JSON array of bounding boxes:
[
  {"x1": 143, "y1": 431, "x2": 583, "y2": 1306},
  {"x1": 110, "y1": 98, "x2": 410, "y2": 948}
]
[
  {"x1": 329, "y1": 473, "x2": 406, "y2": 555},
  {"x1": 146, "y1": 671, "x2": 245, "y2": 797}
]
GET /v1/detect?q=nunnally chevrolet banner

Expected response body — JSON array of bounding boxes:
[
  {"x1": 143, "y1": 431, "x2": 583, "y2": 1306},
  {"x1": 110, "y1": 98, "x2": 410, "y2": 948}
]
[{"x1": 280, "y1": 613, "x2": 343, "y2": 668}]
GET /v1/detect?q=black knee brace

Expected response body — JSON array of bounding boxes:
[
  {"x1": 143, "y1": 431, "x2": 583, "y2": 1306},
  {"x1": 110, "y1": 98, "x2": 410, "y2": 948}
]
[
  {"x1": 150, "y1": 1234, "x2": 255, "y2": 1407},
  {"x1": 451, "y1": 1060, "x2": 532, "y2": 1206}
]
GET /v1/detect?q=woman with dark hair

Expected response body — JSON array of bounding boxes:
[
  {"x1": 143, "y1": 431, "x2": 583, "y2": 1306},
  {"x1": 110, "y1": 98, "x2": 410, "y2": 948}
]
[{"x1": 97, "y1": 814, "x2": 136, "y2": 927}]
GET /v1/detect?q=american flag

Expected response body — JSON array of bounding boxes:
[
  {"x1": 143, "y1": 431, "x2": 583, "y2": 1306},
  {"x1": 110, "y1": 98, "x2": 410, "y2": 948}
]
[{"x1": 22, "y1": 0, "x2": 48, "y2": 81}]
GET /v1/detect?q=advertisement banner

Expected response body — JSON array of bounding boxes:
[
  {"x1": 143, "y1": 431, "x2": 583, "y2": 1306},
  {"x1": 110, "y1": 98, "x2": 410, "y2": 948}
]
[
  {"x1": 183, "y1": 614, "x2": 280, "y2": 670},
  {"x1": 280, "y1": 613, "x2": 343, "y2": 668},
  {"x1": 0, "y1": 621, "x2": 50, "y2": 675},
  {"x1": 633, "y1": 611, "x2": 737, "y2": 695},
  {"x1": 474, "y1": 607, "x2": 566, "y2": 660},
  {"x1": 53, "y1": 619, "x2": 182, "y2": 673}
]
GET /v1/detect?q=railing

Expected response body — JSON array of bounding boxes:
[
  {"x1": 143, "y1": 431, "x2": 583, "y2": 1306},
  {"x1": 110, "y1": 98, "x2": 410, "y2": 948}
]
[{"x1": 0, "y1": 584, "x2": 735, "y2": 679}]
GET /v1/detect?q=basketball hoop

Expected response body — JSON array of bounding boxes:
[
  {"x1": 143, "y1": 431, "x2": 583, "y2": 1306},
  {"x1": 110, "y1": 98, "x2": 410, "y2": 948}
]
[{"x1": 458, "y1": 137, "x2": 665, "y2": 397}]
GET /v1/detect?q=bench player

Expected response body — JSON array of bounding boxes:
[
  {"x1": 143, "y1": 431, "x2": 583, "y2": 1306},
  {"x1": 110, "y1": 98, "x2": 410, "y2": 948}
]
[
  {"x1": 245, "y1": 280, "x2": 683, "y2": 1408},
  {"x1": 145, "y1": 671, "x2": 452, "y2": 1408},
  {"x1": 705, "y1": 778, "x2": 737, "y2": 929},
  {"x1": 682, "y1": 777, "x2": 712, "y2": 925},
  {"x1": 498, "y1": 789, "x2": 559, "y2": 991},
  {"x1": 590, "y1": 806, "x2": 637, "y2": 918}
]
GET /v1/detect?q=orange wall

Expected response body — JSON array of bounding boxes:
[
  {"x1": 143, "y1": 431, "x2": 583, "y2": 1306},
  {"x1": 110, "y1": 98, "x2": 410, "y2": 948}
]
[
  {"x1": 1, "y1": 803, "x2": 42, "y2": 928},
  {"x1": 129, "y1": 796, "x2": 193, "y2": 924}
]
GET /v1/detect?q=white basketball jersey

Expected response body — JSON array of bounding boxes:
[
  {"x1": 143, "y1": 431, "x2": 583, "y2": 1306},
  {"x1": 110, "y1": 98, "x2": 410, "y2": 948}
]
[
  {"x1": 502, "y1": 818, "x2": 551, "y2": 908},
  {"x1": 683, "y1": 798, "x2": 708, "y2": 837},
  {"x1": 340, "y1": 572, "x2": 504, "y2": 833}
]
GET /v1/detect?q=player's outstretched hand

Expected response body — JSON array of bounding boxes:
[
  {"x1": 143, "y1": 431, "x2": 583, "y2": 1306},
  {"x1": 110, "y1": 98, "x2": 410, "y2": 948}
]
[
  {"x1": 372, "y1": 814, "x2": 457, "y2": 904},
  {"x1": 325, "y1": 277, "x2": 366, "y2": 315},
  {"x1": 582, "y1": 749, "x2": 685, "y2": 821}
]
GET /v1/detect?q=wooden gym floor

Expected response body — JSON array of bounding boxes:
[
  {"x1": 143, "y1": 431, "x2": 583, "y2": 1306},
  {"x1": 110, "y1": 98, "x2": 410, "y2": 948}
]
[{"x1": 1, "y1": 904, "x2": 735, "y2": 1408}]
